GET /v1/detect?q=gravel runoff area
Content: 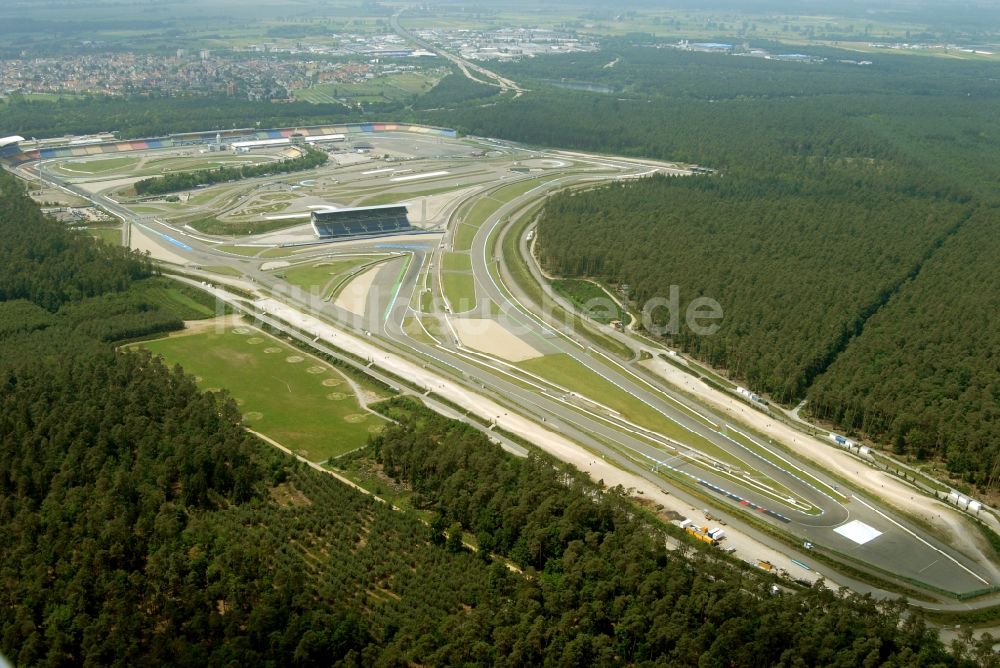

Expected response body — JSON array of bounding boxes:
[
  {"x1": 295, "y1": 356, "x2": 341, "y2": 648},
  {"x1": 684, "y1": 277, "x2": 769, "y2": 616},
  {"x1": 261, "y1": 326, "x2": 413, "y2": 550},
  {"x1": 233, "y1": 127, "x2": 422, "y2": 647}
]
[
  {"x1": 451, "y1": 318, "x2": 544, "y2": 362},
  {"x1": 333, "y1": 264, "x2": 382, "y2": 317},
  {"x1": 128, "y1": 225, "x2": 189, "y2": 265}
]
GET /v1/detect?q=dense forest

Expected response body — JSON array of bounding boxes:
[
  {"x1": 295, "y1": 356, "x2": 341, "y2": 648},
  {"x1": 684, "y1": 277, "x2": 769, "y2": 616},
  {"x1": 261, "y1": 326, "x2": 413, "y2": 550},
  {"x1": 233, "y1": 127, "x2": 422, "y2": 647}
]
[
  {"x1": 1, "y1": 161, "x2": 989, "y2": 665},
  {"x1": 536, "y1": 174, "x2": 971, "y2": 399},
  {"x1": 0, "y1": 172, "x2": 153, "y2": 310},
  {"x1": 807, "y1": 209, "x2": 1000, "y2": 486},
  {"x1": 411, "y1": 71, "x2": 499, "y2": 110},
  {"x1": 418, "y1": 44, "x2": 1000, "y2": 488},
  {"x1": 133, "y1": 146, "x2": 328, "y2": 196}
]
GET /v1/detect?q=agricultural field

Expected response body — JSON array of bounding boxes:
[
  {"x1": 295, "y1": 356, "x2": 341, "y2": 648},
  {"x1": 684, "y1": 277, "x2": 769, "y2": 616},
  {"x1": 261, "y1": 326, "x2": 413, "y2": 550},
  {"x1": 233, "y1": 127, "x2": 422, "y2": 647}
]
[
  {"x1": 404, "y1": 5, "x2": 962, "y2": 53},
  {"x1": 139, "y1": 324, "x2": 388, "y2": 462}
]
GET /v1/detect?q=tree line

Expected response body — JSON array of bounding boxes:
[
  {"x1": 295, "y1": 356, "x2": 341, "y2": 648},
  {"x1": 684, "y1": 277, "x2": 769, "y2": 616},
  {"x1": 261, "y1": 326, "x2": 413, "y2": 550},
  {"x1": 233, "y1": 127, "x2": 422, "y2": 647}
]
[
  {"x1": 0, "y1": 94, "x2": 367, "y2": 140},
  {"x1": 133, "y1": 146, "x2": 328, "y2": 196}
]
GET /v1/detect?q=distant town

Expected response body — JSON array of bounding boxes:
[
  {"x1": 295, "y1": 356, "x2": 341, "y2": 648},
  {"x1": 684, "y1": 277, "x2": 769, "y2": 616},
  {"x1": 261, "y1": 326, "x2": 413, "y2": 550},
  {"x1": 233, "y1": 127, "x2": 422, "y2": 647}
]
[
  {"x1": 0, "y1": 33, "x2": 441, "y2": 100},
  {"x1": 1, "y1": 52, "x2": 444, "y2": 101},
  {"x1": 0, "y1": 28, "x2": 602, "y2": 100}
]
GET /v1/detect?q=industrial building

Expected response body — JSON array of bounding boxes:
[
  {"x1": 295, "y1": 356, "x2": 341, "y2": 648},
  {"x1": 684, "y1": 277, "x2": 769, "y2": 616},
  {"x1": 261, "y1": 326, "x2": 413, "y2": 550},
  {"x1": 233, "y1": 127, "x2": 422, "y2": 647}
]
[
  {"x1": 231, "y1": 138, "x2": 291, "y2": 153},
  {"x1": 310, "y1": 204, "x2": 412, "y2": 239},
  {"x1": 231, "y1": 133, "x2": 345, "y2": 153}
]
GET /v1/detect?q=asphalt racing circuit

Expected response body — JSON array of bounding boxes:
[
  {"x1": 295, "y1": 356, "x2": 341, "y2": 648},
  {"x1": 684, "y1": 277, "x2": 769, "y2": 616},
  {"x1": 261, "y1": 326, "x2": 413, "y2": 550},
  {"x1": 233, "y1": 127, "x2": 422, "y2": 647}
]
[{"x1": 14, "y1": 126, "x2": 1000, "y2": 609}]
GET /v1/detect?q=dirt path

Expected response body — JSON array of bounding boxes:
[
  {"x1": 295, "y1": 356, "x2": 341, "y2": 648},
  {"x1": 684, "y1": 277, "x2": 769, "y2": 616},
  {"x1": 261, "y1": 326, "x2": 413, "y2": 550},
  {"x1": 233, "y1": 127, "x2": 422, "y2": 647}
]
[{"x1": 173, "y1": 315, "x2": 237, "y2": 336}]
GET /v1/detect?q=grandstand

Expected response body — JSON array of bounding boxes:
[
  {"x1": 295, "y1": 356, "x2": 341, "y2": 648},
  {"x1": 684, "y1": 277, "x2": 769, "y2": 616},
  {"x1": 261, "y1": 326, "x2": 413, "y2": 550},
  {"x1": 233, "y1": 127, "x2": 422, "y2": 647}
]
[
  {"x1": 0, "y1": 136, "x2": 25, "y2": 159},
  {"x1": 311, "y1": 204, "x2": 412, "y2": 240}
]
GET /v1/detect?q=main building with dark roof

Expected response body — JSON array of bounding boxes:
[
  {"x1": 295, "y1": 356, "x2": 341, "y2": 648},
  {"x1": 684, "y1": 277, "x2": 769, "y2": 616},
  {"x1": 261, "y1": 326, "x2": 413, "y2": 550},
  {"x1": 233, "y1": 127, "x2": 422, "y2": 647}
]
[{"x1": 310, "y1": 204, "x2": 411, "y2": 239}]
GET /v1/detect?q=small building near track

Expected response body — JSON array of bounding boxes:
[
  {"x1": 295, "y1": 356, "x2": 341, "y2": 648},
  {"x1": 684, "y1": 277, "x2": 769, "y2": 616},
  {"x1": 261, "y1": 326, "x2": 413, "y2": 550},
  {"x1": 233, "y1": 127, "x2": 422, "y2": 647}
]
[{"x1": 310, "y1": 204, "x2": 412, "y2": 239}]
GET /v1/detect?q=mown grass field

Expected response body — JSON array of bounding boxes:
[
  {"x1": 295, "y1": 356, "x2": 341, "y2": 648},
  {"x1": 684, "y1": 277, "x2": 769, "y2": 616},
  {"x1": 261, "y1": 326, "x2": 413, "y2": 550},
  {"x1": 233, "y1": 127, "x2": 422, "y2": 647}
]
[
  {"x1": 58, "y1": 156, "x2": 139, "y2": 175},
  {"x1": 203, "y1": 265, "x2": 244, "y2": 277},
  {"x1": 515, "y1": 352, "x2": 803, "y2": 501},
  {"x1": 518, "y1": 353, "x2": 733, "y2": 459},
  {"x1": 402, "y1": 316, "x2": 436, "y2": 345},
  {"x1": 451, "y1": 176, "x2": 562, "y2": 251},
  {"x1": 189, "y1": 216, "x2": 298, "y2": 236},
  {"x1": 280, "y1": 256, "x2": 385, "y2": 296},
  {"x1": 496, "y1": 198, "x2": 634, "y2": 360},
  {"x1": 441, "y1": 252, "x2": 472, "y2": 272},
  {"x1": 441, "y1": 271, "x2": 478, "y2": 312},
  {"x1": 140, "y1": 325, "x2": 387, "y2": 461},
  {"x1": 356, "y1": 184, "x2": 465, "y2": 207},
  {"x1": 218, "y1": 244, "x2": 268, "y2": 257},
  {"x1": 451, "y1": 222, "x2": 480, "y2": 251},
  {"x1": 53, "y1": 154, "x2": 271, "y2": 180}
]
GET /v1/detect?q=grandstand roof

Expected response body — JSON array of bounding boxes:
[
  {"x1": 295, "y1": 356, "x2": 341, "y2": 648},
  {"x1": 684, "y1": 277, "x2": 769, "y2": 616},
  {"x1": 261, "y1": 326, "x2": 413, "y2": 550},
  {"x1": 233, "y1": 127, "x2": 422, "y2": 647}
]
[
  {"x1": 230, "y1": 138, "x2": 290, "y2": 149},
  {"x1": 305, "y1": 133, "x2": 346, "y2": 143},
  {"x1": 312, "y1": 203, "x2": 409, "y2": 217},
  {"x1": 0, "y1": 136, "x2": 25, "y2": 148}
]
